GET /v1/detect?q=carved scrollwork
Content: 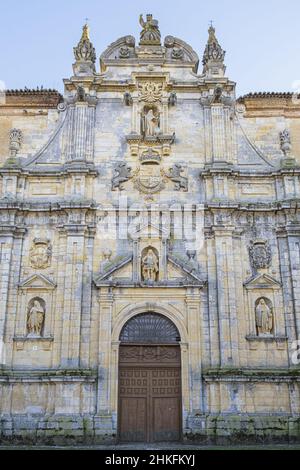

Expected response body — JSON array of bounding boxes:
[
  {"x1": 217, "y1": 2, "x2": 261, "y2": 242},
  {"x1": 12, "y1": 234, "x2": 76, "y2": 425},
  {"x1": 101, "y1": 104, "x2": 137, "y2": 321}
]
[{"x1": 138, "y1": 81, "x2": 163, "y2": 103}]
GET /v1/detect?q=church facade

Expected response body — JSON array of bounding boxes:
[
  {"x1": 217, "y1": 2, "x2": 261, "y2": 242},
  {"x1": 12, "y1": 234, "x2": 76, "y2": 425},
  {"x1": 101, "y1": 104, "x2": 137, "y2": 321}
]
[{"x1": 0, "y1": 15, "x2": 300, "y2": 444}]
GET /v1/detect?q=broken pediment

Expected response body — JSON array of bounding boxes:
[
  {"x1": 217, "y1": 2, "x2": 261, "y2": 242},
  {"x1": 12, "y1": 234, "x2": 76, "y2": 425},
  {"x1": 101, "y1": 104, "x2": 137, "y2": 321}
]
[
  {"x1": 19, "y1": 274, "x2": 57, "y2": 290},
  {"x1": 94, "y1": 251, "x2": 204, "y2": 288},
  {"x1": 129, "y1": 221, "x2": 169, "y2": 241},
  {"x1": 244, "y1": 273, "x2": 281, "y2": 290}
]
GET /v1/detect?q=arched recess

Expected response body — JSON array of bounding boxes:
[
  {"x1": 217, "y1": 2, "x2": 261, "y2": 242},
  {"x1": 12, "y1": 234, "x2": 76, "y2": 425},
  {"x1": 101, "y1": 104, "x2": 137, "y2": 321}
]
[
  {"x1": 120, "y1": 312, "x2": 180, "y2": 344},
  {"x1": 117, "y1": 311, "x2": 183, "y2": 443}
]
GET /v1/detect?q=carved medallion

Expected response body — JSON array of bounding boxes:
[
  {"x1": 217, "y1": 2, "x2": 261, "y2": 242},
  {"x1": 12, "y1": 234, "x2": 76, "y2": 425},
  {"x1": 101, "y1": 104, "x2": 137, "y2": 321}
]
[{"x1": 29, "y1": 239, "x2": 52, "y2": 269}]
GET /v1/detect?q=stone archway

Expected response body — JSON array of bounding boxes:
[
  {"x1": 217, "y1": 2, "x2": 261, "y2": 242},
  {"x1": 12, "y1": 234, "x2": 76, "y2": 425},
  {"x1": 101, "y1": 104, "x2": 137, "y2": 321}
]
[{"x1": 118, "y1": 313, "x2": 182, "y2": 443}]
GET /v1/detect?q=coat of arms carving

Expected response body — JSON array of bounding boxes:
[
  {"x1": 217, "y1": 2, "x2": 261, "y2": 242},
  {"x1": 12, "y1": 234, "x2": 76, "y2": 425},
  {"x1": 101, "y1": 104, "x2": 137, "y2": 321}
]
[
  {"x1": 249, "y1": 240, "x2": 272, "y2": 270},
  {"x1": 134, "y1": 163, "x2": 166, "y2": 194},
  {"x1": 29, "y1": 239, "x2": 52, "y2": 269}
]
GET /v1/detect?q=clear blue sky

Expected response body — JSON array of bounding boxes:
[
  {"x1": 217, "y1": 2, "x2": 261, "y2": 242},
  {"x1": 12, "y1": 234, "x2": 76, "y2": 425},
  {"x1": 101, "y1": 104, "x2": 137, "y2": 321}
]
[{"x1": 1, "y1": 0, "x2": 300, "y2": 97}]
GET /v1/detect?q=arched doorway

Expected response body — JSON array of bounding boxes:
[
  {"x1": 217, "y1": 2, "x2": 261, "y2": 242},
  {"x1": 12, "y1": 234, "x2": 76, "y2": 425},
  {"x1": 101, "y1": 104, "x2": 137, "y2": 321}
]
[{"x1": 118, "y1": 313, "x2": 182, "y2": 443}]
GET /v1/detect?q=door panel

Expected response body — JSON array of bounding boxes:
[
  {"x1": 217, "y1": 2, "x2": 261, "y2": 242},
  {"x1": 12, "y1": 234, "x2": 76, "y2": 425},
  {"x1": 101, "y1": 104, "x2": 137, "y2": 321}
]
[
  {"x1": 118, "y1": 345, "x2": 181, "y2": 443},
  {"x1": 119, "y1": 397, "x2": 147, "y2": 442},
  {"x1": 153, "y1": 397, "x2": 181, "y2": 441}
]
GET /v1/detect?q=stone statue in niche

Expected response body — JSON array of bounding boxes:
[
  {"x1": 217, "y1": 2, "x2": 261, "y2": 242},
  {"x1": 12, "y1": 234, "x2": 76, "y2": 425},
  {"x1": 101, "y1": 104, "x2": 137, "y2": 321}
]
[
  {"x1": 30, "y1": 239, "x2": 52, "y2": 269},
  {"x1": 255, "y1": 298, "x2": 273, "y2": 336},
  {"x1": 27, "y1": 299, "x2": 45, "y2": 337},
  {"x1": 143, "y1": 108, "x2": 160, "y2": 137},
  {"x1": 142, "y1": 248, "x2": 159, "y2": 282},
  {"x1": 139, "y1": 14, "x2": 161, "y2": 45},
  {"x1": 249, "y1": 240, "x2": 272, "y2": 270}
]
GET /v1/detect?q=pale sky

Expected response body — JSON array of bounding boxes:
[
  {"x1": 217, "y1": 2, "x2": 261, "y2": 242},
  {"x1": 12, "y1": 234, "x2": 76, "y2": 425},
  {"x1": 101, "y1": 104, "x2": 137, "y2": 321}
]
[{"x1": 1, "y1": 0, "x2": 300, "y2": 97}]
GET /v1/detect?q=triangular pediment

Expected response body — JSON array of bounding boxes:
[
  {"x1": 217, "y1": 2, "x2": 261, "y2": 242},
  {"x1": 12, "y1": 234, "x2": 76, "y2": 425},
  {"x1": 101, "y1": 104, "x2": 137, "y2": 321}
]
[
  {"x1": 129, "y1": 222, "x2": 169, "y2": 241},
  {"x1": 244, "y1": 273, "x2": 281, "y2": 290},
  {"x1": 19, "y1": 274, "x2": 56, "y2": 290},
  {"x1": 94, "y1": 254, "x2": 133, "y2": 284},
  {"x1": 167, "y1": 255, "x2": 203, "y2": 283},
  {"x1": 94, "y1": 252, "x2": 205, "y2": 287}
]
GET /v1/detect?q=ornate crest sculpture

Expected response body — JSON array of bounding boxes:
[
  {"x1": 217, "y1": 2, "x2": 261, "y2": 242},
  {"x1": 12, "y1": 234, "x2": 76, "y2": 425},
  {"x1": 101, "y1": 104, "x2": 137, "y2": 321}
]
[{"x1": 29, "y1": 239, "x2": 52, "y2": 269}]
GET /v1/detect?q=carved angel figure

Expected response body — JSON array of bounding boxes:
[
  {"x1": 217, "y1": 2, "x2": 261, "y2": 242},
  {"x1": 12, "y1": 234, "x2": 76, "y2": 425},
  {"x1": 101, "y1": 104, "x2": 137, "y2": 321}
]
[{"x1": 139, "y1": 14, "x2": 161, "y2": 45}]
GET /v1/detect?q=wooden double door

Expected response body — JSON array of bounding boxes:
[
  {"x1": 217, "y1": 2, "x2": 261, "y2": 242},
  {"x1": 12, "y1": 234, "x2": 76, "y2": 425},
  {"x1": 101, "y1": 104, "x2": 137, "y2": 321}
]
[{"x1": 118, "y1": 344, "x2": 182, "y2": 442}]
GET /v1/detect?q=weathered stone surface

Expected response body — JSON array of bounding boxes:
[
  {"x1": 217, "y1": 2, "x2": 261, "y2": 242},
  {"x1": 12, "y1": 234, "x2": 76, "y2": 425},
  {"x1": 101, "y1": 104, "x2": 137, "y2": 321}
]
[{"x1": 0, "y1": 16, "x2": 300, "y2": 445}]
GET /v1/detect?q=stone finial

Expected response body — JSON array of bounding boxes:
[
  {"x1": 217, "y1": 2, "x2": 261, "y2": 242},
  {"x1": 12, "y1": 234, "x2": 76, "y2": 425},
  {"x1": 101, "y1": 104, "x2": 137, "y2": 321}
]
[
  {"x1": 9, "y1": 128, "x2": 22, "y2": 157},
  {"x1": 202, "y1": 26, "x2": 226, "y2": 77},
  {"x1": 280, "y1": 129, "x2": 291, "y2": 156},
  {"x1": 139, "y1": 13, "x2": 161, "y2": 46},
  {"x1": 73, "y1": 24, "x2": 96, "y2": 76}
]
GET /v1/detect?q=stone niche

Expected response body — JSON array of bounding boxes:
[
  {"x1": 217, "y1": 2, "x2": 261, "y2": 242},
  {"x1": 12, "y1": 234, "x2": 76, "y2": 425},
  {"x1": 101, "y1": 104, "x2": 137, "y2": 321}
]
[
  {"x1": 243, "y1": 273, "x2": 287, "y2": 350},
  {"x1": 13, "y1": 274, "x2": 56, "y2": 352}
]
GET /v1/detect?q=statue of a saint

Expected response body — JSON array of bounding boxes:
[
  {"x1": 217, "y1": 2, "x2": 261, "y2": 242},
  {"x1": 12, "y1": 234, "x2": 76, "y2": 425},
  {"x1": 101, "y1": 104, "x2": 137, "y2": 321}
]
[
  {"x1": 142, "y1": 249, "x2": 159, "y2": 282},
  {"x1": 255, "y1": 299, "x2": 273, "y2": 336},
  {"x1": 144, "y1": 109, "x2": 160, "y2": 137},
  {"x1": 139, "y1": 14, "x2": 161, "y2": 45},
  {"x1": 27, "y1": 300, "x2": 45, "y2": 337}
]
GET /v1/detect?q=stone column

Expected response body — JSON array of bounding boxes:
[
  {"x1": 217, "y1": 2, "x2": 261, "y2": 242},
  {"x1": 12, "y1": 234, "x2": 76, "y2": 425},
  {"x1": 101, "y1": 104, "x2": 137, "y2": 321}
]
[
  {"x1": 211, "y1": 104, "x2": 227, "y2": 162},
  {"x1": 213, "y1": 224, "x2": 240, "y2": 367},
  {"x1": 205, "y1": 228, "x2": 221, "y2": 367},
  {"x1": 94, "y1": 288, "x2": 114, "y2": 434},
  {"x1": 186, "y1": 288, "x2": 203, "y2": 413},
  {"x1": 80, "y1": 226, "x2": 96, "y2": 368},
  {"x1": 59, "y1": 224, "x2": 87, "y2": 368},
  {"x1": 277, "y1": 225, "x2": 300, "y2": 363},
  {"x1": 1, "y1": 225, "x2": 26, "y2": 366},
  {"x1": 65, "y1": 101, "x2": 96, "y2": 162}
]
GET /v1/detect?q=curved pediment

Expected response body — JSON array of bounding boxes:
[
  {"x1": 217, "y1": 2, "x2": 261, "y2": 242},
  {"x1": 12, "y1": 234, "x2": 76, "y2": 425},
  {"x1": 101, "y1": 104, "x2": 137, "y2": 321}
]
[
  {"x1": 100, "y1": 34, "x2": 199, "y2": 73},
  {"x1": 164, "y1": 36, "x2": 199, "y2": 72},
  {"x1": 100, "y1": 35, "x2": 137, "y2": 70}
]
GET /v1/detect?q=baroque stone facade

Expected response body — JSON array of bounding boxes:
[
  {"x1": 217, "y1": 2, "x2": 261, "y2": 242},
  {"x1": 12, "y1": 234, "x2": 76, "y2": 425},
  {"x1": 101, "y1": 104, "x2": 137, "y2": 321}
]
[{"x1": 0, "y1": 17, "x2": 300, "y2": 444}]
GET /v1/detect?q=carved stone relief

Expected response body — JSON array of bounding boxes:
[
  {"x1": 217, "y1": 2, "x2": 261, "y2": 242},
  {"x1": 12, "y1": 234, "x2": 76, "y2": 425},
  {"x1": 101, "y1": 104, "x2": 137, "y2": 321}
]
[
  {"x1": 138, "y1": 82, "x2": 163, "y2": 103},
  {"x1": 29, "y1": 239, "x2": 52, "y2": 269},
  {"x1": 249, "y1": 240, "x2": 272, "y2": 270},
  {"x1": 112, "y1": 163, "x2": 132, "y2": 190},
  {"x1": 167, "y1": 164, "x2": 188, "y2": 191},
  {"x1": 9, "y1": 128, "x2": 23, "y2": 157}
]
